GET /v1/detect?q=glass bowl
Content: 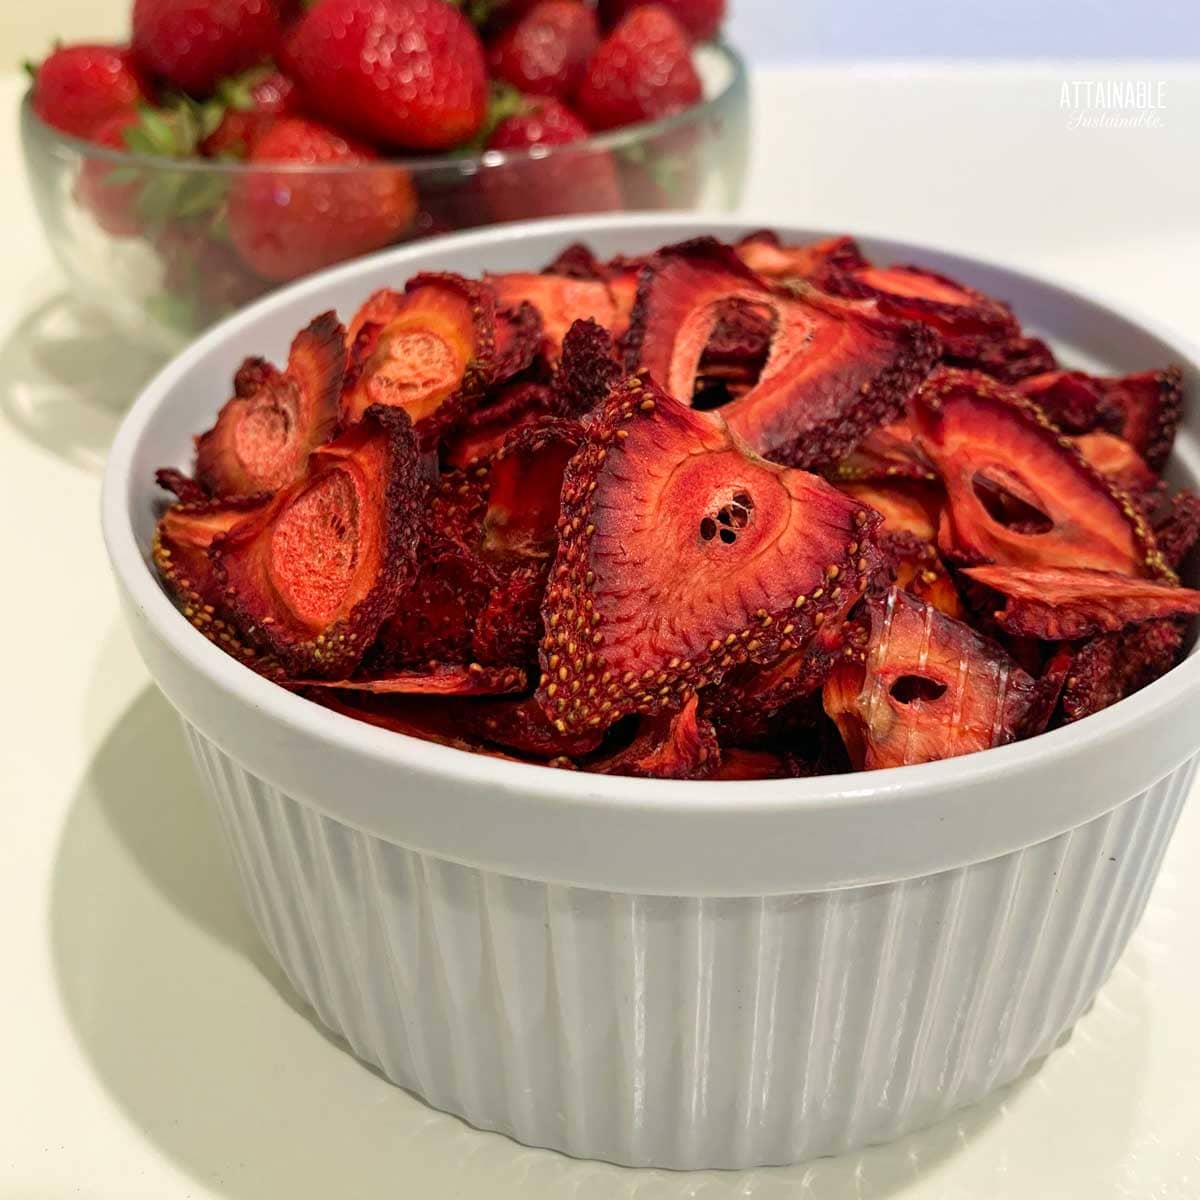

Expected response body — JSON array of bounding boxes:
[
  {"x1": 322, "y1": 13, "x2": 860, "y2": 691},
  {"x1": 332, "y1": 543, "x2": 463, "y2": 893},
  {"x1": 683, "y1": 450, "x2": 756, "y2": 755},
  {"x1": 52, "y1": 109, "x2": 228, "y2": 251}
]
[{"x1": 21, "y1": 44, "x2": 748, "y2": 355}]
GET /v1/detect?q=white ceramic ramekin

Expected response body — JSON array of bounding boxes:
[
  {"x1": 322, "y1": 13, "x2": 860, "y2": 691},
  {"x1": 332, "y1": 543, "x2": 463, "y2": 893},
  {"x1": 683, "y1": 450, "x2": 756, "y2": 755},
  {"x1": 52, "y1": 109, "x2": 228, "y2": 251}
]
[{"x1": 102, "y1": 215, "x2": 1200, "y2": 1169}]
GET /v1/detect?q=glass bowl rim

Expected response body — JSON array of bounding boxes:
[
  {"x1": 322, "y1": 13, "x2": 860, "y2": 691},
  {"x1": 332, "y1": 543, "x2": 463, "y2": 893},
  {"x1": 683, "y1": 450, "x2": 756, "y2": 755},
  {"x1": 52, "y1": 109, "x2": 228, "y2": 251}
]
[{"x1": 22, "y1": 41, "x2": 747, "y2": 177}]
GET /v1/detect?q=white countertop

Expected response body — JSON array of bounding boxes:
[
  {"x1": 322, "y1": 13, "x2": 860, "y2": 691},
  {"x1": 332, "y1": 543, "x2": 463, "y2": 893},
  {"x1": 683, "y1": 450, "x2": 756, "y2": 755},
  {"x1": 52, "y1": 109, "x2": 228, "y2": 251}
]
[{"x1": 3, "y1": 64, "x2": 1200, "y2": 1198}]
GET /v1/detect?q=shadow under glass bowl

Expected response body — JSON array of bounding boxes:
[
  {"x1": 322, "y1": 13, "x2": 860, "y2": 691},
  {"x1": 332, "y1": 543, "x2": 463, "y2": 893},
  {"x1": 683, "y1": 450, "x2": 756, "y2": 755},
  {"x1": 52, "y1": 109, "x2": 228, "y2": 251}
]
[{"x1": 20, "y1": 44, "x2": 749, "y2": 357}]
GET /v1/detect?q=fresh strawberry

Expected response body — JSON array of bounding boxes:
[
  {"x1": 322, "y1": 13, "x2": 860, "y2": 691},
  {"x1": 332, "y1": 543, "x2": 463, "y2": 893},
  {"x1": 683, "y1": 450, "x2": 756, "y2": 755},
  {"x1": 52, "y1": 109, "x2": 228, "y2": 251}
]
[
  {"x1": 31, "y1": 44, "x2": 148, "y2": 139},
  {"x1": 488, "y1": 2, "x2": 599, "y2": 101},
  {"x1": 201, "y1": 69, "x2": 300, "y2": 158},
  {"x1": 576, "y1": 5, "x2": 702, "y2": 131},
  {"x1": 483, "y1": 96, "x2": 622, "y2": 221},
  {"x1": 281, "y1": 0, "x2": 487, "y2": 151},
  {"x1": 599, "y1": 0, "x2": 725, "y2": 42},
  {"x1": 132, "y1": 0, "x2": 282, "y2": 96},
  {"x1": 227, "y1": 116, "x2": 417, "y2": 282},
  {"x1": 74, "y1": 110, "x2": 145, "y2": 236}
]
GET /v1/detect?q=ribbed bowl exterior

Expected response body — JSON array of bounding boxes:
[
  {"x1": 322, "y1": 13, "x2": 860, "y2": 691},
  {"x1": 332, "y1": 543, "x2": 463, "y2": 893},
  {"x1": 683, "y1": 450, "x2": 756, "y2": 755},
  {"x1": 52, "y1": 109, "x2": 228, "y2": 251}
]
[{"x1": 184, "y1": 721, "x2": 1193, "y2": 1169}]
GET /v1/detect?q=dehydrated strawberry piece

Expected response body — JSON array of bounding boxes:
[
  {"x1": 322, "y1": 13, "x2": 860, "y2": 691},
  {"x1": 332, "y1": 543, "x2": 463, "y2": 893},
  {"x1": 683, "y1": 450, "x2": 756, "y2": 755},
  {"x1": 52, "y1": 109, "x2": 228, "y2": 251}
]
[
  {"x1": 946, "y1": 334, "x2": 1057, "y2": 385},
  {"x1": 1153, "y1": 490, "x2": 1200, "y2": 569},
  {"x1": 714, "y1": 747, "x2": 789, "y2": 780},
  {"x1": 298, "y1": 662, "x2": 526, "y2": 696},
  {"x1": 341, "y1": 274, "x2": 496, "y2": 438},
  {"x1": 195, "y1": 312, "x2": 345, "y2": 499},
  {"x1": 1103, "y1": 367, "x2": 1182, "y2": 472},
  {"x1": 824, "y1": 261, "x2": 1018, "y2": 351},
  {"x1": 462, "y1": 695, "x2": 604, "y2": 759},
  {"x1": 591, "y1": 695, "x2": 720, "y2": 780},
  {"x1": 961, "y1": 565, "x2": 1200, "y2": 640},
  {"x1": 483, "y1": 418, "x2": 584, "y2": 559},
  {"x1": 543, "y1": 242, "x2": 606, "y2": 280},
  {"x1": 1071, "y1": 432, "x2": 1160, "y2": 502},
  {"x1": 493, "y1": 302, "x2": 544, "y2": 383},
  {"x1": 1017, "y1": 370, "x2": 1120, "y2": 435},
  {"x1": 153, "y1": 494, "x2": 284, "y2": 676},
  {"x1": 1061, "y1": 619, "x2": 1185, "y2": 723},
  {"x1": 486, "y1": 272, "x2": 617, "y2": 361},
  {"x1": 553, "y1": 318, "x2": 622, "y2": 418},
  {"x1": 1024, "y1": 644, "x2": 1073, "y2": 735},
  {"x1": 213, "y1": 406, "x2": 422, "y2": 678},
  {"x1": 734, "y1": 230, "x2": 867, "y2": 281},
  {"x1": 878, "y1": 530, "x2": 965, "y2": 618},
  {"x1": 537, "y1": 375, "x2": 883, "y2": 731},
  {"x1": 836, "y1": 479, "x2": 941, "y2": 542},
  {"x1": 913, "y1": 369, "x2": 1170, "y2": 579},
  {"x1": 824, "y1": 588, "x2": 1036, "y2": 769},
  {"x1": 830, "y1": 418, "x2": 938, "y2": 482},
  {"x1": 442, "y1": 381, "x2": 554, "y2": 469},
  {"x1": 472, "y1": 560, "x2": 549, "y2": 667},
  {"x1": 428, "y1": 466, "x2": 490, "y2": 548},
  {"x1": 625, "y1": 239, "x2": 938, "y2": 468},
  {"x1": 156, "y1": 467, "x2": 209, "y2": 504}
]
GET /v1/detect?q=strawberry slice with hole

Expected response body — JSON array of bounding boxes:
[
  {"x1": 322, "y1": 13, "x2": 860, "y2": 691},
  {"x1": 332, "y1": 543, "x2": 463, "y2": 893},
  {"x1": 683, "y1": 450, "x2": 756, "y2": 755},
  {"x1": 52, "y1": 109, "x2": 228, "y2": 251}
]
[
  {"x1": 961, "y1": 565, "x2": 1200, "y2": 640},
  {"x1": 213, "y1": 406, "x2": 423, "y2": 678},
  {"x1": 823, "y1": 588, "x2": 1036, "y2": 769},
  {"x1": 625, "y1": 238, "x2": 939, "y2": 469},
  {"x1": 913, "y1": 368, "x2": 1171, "y2": 579},
  {"x1": 195, "y1": 312, "x2": 345, "y2": 499},
  {"x1": 536, "y1": 374, "x2": 883, "y2": 732}
]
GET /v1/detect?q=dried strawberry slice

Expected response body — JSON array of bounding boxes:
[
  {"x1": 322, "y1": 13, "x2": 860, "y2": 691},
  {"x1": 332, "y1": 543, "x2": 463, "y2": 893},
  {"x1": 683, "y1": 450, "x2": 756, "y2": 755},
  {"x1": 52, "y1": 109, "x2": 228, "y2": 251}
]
[
  {"x1": 823, "y1": 588, "x2": 1036, "y2": 769},
  {"x1": 483, "y1": 418, "x2": 584, "y2": 560},
  {"x1": 493, "y1": 301, "x2": 543, "y2": 381},
  {"x1": 878, "y1": 530, "x2": 965, "y2": 618},
  {"x1": 462, "y1": 695, "x2": 603, "y2": 759},
  {"x1": 625, "y1": 239, "x2": 938, "y2": 468},
  {"x1": 830, "y1": 418, "x2": 938, "y2": 482},
  {"x1": 298, "y1": 662, "x2": 526, "y2": 696},
  {"x1": 823, "y1": 261, "x2": 1018, "y2": 351},
  {"x1": 442, "y1": 381, "x2": 553, "y2": 469},
  {"x1": 913, "y1": 368, "x2": 1170, "y2": 579},
  {"x1": 486, "y1": 272, "x2": 617, "y2": 362},
  {"x1": 553, "y1": 318, "x2": 622, "y2": 418},
  {"x1": 1070, "y1": 432, "x2": 1160, "y2": 502},
  {"x1": 961, "y1": 565, "x2": 1200, "y2": 640},
  {"x1": 543, "y1": 242, "x2": 606, "y2": 279},
  {"x1": 341, "y1": 274, "x2": 496, "y2": 438},
  {"x1": 1103, "y1": 367, "x2": 1182, "y2": 472},
  {"x1": 472, "y1": 560, "x2": 549, "y2": 666},
  {"x1": 1017, "y1": 370, "x2": 1120, "y2": 435},
  {"x1": 195, "y1": 312, "x2": 344, "y2": 498},
  {"x1": 1024, "y1": 644, "x2": 1073, "y2": 735},
  {"x1": 734, "y1": 230, "x2": 867, "y2": 281},
  {"x1": 946, "y1": 334, "x2": 1057, "y2": 385},
  {"x1": 213, "y1": 406, "x2": 422, "y2": 678},
  {"x1": 1153, "y1": 491, "x2": 1200, "y2": 569},
  {"x1": 592, "y1": 695, "x2": 720, "y2": 780},
  {"x1": 153, "y1": 494, "x2": 281, "y2": 675},
  {"x1": 714, "y1": 747, "x2": 789, "y2": 779},
  {"x1": 537, "y1": 375, "x2": 883, "y2": 731},
  {"x1": 1061, "y1": 618, "x2": 1185, "y2": 722},
  {"x1": 836, "y1": 479, "x2": 941, "y2": 542},
  {"x1": 156, "y1": 466, "x2": 209, "y2": 503}
]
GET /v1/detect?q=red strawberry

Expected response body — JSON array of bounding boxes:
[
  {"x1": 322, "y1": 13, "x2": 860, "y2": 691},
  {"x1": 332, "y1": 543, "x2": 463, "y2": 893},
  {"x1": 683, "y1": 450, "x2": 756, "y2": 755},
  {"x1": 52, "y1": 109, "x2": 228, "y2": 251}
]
[
  {"x1": 576, "y1": 5, "x2": 702, "y2": 132},
  {"x1": 132, "y1": 0, "x2": 282, "y2": 96},
  {"x1": 599, "y1": 0, "x2": 724, "y2": 42},
  {"x1": 74, "y1": 110, "x2": 145, "y2": 236},
  {"x1": 281, "y1": 0, "x2": 487, "y2": 151},
  {"x1": 482, "y1": 97, "x2": 622, "y2": 222},
  {"x1": 488, "y1": 2, "x2": 599, "y2": 101},
  {"x1": 32, "y1": 44, "x2": 148, "y2": 139},
  {"x1": 201, "y1": 69, "x2": 300, "y2": 158},
  {"x1": 227, "y1": 116, "x2": 418, "y2": 282}
]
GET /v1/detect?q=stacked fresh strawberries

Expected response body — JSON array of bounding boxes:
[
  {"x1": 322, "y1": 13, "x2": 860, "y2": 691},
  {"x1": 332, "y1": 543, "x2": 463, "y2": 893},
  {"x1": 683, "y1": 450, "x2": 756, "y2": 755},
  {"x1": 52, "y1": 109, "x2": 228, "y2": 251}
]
[
  {"x1": 29, "y1": 0, "x2": 719, "y2": 327},
  {"x1": 151, "y1": 232, "x2": 1200, "y2": 778}
]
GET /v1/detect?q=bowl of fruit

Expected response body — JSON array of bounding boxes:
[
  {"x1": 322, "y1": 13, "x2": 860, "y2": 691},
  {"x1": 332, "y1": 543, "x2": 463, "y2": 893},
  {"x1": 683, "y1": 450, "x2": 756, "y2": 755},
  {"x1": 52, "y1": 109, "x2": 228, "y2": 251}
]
[
  {"x1": 22, "y1": 0, "x2": 747, "y2": 352},
  {"x1": 104, "y1": 212, "x2": 1200, "y2": 1168}
]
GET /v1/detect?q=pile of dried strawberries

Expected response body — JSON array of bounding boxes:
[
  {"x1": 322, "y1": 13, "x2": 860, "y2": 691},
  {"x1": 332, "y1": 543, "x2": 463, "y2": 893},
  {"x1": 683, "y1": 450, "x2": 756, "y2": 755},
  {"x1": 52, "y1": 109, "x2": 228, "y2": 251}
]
[{"x1": 153, "y1": 232, "x2": 1200, "y2": 779}]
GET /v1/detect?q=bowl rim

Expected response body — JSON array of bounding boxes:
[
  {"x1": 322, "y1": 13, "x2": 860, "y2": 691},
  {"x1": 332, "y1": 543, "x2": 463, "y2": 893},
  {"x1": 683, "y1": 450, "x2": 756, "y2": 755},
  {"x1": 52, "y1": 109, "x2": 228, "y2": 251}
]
[
  {"x1": 101, "y1": 212, "x2": 1200, "y2": 894},
  {"x1": 22, "y1": 42, "x2": 747, "y2": 176}
]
